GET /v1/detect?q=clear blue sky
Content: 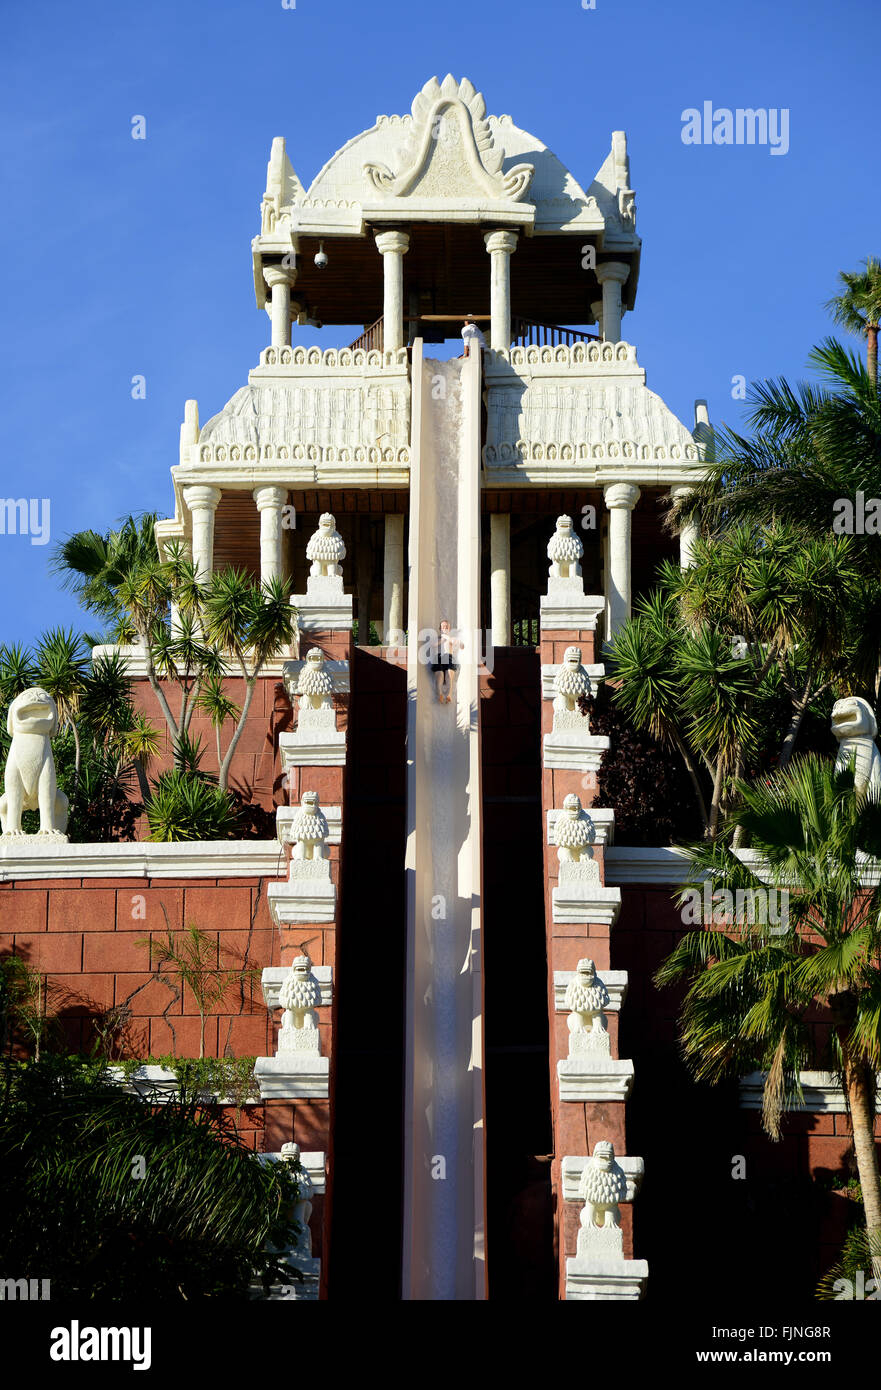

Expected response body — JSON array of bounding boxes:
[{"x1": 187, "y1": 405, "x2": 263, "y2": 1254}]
[{"x1": 1, "y1": 0, "x2": 878, "y2": 645}]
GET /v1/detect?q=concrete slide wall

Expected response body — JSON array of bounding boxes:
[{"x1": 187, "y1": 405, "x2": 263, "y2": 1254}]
[{"x1": 402, "y1": 344, "x2": 487, "y2": 1299}]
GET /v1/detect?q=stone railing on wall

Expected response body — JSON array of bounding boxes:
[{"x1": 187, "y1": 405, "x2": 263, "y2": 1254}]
[
  {"x1": 252, "y1": 574, "x2": 353, "y2": 1299},
  {"x1": 536, "y1": 516, "x2": 648, "y2": 1301},
  {"x1": 256, "y1": 346, "x2": 409, "y2": 371}
]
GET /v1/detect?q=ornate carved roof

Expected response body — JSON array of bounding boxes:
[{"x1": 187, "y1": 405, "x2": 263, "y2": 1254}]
[{"x1": 256, "y1": 75, "x2": 638, "y2": 243}]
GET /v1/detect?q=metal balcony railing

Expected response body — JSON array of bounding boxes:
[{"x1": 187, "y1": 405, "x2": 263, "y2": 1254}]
[{"x1": 511, "y1": 317, "x2": 600, "y2": 348}]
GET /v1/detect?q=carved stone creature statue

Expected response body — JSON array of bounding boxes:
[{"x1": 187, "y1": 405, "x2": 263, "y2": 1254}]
[
  {"x1": 547, "y1": 515, "x2": 583, "y2": 580},
  {"x1": 280, "y1": 1141, "x2": 314, "y2": 1257},
  {"x1": 579, "y1": 1140, "x2": 628, "y2": 1231},
  {"x1": 279, "y1": 956, "x2": 321, "y2": 1038},
  {"x1": 296, "y1": 648, "x2": 334, "y2": 711},
  {"x1": 306, "y1": 512, "x2": 346, "y2": 578},
  {"x1": 291, "y1": 791, "x2": 329, "y2": 860},
  {"x1": 565, "y1": 959, "x2": 610, "y2": 1049},
  {"x1": 553, "y1": 647, "x2": 591, "y2": 714},
  {"x1": 553, "y1": 793, "x2": 593, "y2": 864},
  {"x1": 0, "y1": 688, "x2": 69, "y2": 839},
  {"x1": 832, "y1": 696, "x2": 881, "y2": 800}
]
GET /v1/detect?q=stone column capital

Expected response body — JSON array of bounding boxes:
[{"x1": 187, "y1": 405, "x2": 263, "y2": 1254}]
[
  {"x1": 183, "y1": 484, "x2": 222, "y2": 512},
  {"x1": 253, "y1": 485, "x2": 289, "y2": 511},
  {"x1": 669, "y1": 484, "x2": 695, "y2": 502},
  {"x1": 375, "y1": 230, "x2": 410, "y2": 256},
  {"x1": 264, "y1": 264, "x2": 298, "y2": 291},
  {"x1": 484, "y1": 229, "x2": 519, "y2": 256},
  {"x1": 603, "y1": 482, "x2": 641, "y2": 511},
  {"x1": 595, "y1": 260, "x2": 630, "y2": 286}
]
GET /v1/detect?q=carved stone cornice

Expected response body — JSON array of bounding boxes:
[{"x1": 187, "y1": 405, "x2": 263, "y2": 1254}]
[{"x1": 363, "y1": 75, "x2": 534, "y2": 202}]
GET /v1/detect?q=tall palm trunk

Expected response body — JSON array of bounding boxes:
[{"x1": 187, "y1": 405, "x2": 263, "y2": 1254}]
[
  {"x1": 843, "y1": 1054, "x2": 881, "y2": 1285},
  {"x1": 868, "y1": 323, "x2": 878, "y2": 394}
]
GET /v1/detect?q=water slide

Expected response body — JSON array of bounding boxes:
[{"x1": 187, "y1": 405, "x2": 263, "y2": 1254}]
[{"x1": 402, "y1": 343, "x2": 487, "y2": 1300}]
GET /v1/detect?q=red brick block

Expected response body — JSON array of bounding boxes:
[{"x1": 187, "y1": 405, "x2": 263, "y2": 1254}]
[
  {"x1": 115, "y1": 973, "x2": 181, "y2": 1016},
  {"x1": 0, "y1": 890, "x2": 48, "y2": 934},
  {"x1": 223, "y1": 1013, "x2": 271, "y2": 1057},
  {"x1": 293, "y1": 1099, "x2": 330, "y2": 1149},
  {"x1": 49, "y1": 888, "x2": 116, "y2": 933},
  {"x1": 15, "y1": 931, "x2": 82, "y2": 973},
  {"x1": 83, "y1": 933, "x2": 151, "y2": 974},
  {"x1": 57, "y1": 972, "x2": 116, "y2": 1013},
  {"x1": 116, "y1": 887, "x2": 184, "y2": 933},
  {"x1": 149, "y1": 1014, "x2": 210, "y2": 1058},
  {"x1": 263, "y1": 1102, "x2": 297, "y2": 1151},
  {"x1": 184, "y1": 886, "x2": 252, "y2": 932}
]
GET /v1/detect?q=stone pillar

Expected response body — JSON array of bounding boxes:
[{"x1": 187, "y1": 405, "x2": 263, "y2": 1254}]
[
  {"x1": 590, "y1": 300, "x2": 604, "y2": 340},
  {"x1": 595, "y1": 262, "x2": 630, "y2": 343},
  {"x1": 490, "y1": 513, "x2": 511, "y2": 646},
  {"x1": 264, "y1": 265, "x2": 298, "y2": 349},
  {"x1": 383, "y1": 513, "x2": 405, "y2": 642},
  {"x1": 603, "y1": 483, "x2": 640, "y2": 639},
  {"x1": 254, "y1": 485, "x2": 289, "y2": 587},
  {"x1": 484, "y1": 230, "x2": 519, "y2": 351},
  {"x1": 375, "y1": 230, "x2": 410, "y2": 352},
  {"x1": 670, "y1": 485, "x2": 699, "y2": 569},
  {"x1": 183, "y1": 485, "x2": 222, "y2": 582}
]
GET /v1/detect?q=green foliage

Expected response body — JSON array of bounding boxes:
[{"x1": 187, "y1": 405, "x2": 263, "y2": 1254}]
[
  {"x1": 52, "y1": 518, "x2": 296, "y2": 792},
  {"x1": 816, "y1": 1228, "x2": 881, "y2": 1300},
  {"x1": 0, "y1": 956, "x2": 58, "y2": 1059},
  {"x1": 657, "y1": 758, "x2": 881, "y2": 1126},
  {"x1": 608, "y1": 523, "x2": 871, "y2": 836},
  {"x1": 0, "y1": 1054, "x2": 300, "y2": 1300},
  {"x1": 584, "y1": 685, "x2": 702, "y2": 845},
  {"x1": 136, "y1": 924, "x2": 260, "y2": 1057},
  {"x1": 145, "y1": 769, "x2": 238, "y2": 843}
]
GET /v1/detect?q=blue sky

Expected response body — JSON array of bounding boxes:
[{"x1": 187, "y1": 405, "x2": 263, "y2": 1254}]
[{"x1": 1, "y1": 0, "x2": 878, "y2": 645}]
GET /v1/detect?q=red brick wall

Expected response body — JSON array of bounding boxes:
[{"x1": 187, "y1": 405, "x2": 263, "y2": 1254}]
[{"x1": 616, "y1": 883, "x2": 881, "y2": 1293}]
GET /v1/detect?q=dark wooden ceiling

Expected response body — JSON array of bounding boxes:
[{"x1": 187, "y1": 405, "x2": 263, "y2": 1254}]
[{"x1": 280, "y1": 227, "x2": 634, "y2": 331}]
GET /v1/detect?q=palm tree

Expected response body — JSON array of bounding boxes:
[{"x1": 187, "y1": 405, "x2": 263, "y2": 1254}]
[
  {"x1": 686, "y1": 340, "x2": 881, "y2": 570},
  {"x1": 196, "y1": 674, "x2": 242, "y2": 769},
  {"x1": 609, "y1": 523, "x2": 869, "y2": 836},
  {"x1": 33, "y1": 629, "x2": 90, "y2": 797},
  {"x1": 826, "y1": 258, "x2": 881, "y2": 390},
  {"x1": 656, "y1": 756, "x2": 881, "y2": 1283},
  {"x1": 52, "y1": 514, "x2": 161, "y2": 622},
  {"x1": 201, "y1": 571, "x2": 296, "y2": 790}
]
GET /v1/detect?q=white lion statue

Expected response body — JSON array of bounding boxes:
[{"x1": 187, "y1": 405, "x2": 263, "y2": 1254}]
[
  {"x1": 553, "y1": 647, "x2": 591, "y2": 714},
  {"x1": 0, "y1": 687, "x2": 69, "y2": 839},
  {"x1": 306, "y1": 513, "x2": 346, "y2": 579},
  {"x1": 290, "y1": 791, "x2": 329, "y2": 860},
  {"x1": 565, "y1": 959, "x2": 610, "y2": 1051},
  {"x1": 547, "y1": 515, "x2": 583, "y2": 580},
  {"x1": 579, "y1": 1140, "x2": 628, "y2": 1231},
  {"x1": 832, "y1": 696, "x2": 881, "y2": 800}
]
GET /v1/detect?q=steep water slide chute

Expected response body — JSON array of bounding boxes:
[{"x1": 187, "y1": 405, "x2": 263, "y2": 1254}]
[{"x1": 402, "y1": 343, "x2": 487, "y2": 1300}]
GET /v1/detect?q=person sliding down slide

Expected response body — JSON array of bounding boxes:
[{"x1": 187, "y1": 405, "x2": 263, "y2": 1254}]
[{"x1": 431, "y1": 620, "x2": 463, "y2": 704}]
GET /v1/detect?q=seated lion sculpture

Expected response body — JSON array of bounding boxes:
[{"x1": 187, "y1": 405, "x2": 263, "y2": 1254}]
[{"x1": 0, "y1": 687, "x2": 69, "y2": 838}]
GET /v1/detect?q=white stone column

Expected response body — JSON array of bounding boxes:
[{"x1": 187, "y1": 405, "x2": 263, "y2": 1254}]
[
  {"x1": 375, "y1": 230, "x2": 410, "y2": 352},
  {"x1": 670, "y1": 485, "x2": 699, "y2": 569},
  {"x1": 383, "y1": 513, "x2": 405, "y2": 642},
  {"x1": 183, "y1": 485, "x2": 222, "y2": 582},
  {"x1": 595, "y1": 262, "x2": 630, "y2": 343},
  {"x1": 590, "y1": 299, "x2": 604, "y2": 340},
  {"x1": 484, "y1": 230, "x2": 519, "y2": 351},
  {"x1": 254, "y1": 485, "x2": 288, "y2": 587},
  {"x1": 264, "y1": 265, "x2": 298, "y2": 349},
  {"x1": 603, "y1": 482, "x2": 640, "y2": 639},
  {"x1": 489, "y1": 513, "x2": 511, "y2": 647}
]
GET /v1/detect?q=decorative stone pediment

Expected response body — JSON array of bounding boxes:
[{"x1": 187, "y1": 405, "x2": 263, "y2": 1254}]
[{"x1": 363, "y1": 75, "x2": 534, "y2": 203}]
